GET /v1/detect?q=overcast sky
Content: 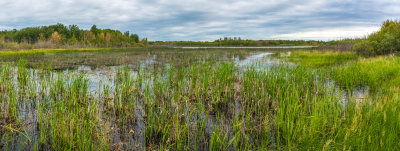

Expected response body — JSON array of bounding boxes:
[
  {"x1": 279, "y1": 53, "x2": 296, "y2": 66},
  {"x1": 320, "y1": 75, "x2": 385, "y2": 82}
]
[{"x1": 0, "y1": 0, "x2": 399, "y2": 41}]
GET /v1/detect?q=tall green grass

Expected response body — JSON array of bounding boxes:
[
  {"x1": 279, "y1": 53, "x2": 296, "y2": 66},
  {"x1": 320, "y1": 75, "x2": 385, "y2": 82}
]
[
  {"x1": 0, "y1": 55, "x2": 399, "y2": 150},
  {"x1": 278, "y1": 50, "x2": 359, "y2": 67},
  {"x1": 334, "y1": 55, "x2": 400, "y2": 91}
]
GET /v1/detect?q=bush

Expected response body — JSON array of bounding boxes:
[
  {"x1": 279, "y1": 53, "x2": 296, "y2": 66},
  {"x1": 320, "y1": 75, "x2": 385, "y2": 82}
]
[{"x1": 354, "y1": 19, "x2": 400, "y2": 56}]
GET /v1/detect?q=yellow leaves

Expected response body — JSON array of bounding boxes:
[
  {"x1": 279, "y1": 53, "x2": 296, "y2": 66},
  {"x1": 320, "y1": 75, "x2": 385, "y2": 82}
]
[
  {"x1": 105, "y1": 33, "x2": 112, "y2": 43},
  {"x1": 98, "y1": 32, "x2": 105, "y2": 41},
  {"x1": 50, "y1": 31, "x2": 61, "y2": 44}
]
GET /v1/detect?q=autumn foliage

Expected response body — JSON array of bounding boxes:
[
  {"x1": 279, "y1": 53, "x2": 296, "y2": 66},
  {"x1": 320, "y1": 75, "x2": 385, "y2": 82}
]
[{"x1": 0, "y1": 23, "x2": 142, "y2": 50}]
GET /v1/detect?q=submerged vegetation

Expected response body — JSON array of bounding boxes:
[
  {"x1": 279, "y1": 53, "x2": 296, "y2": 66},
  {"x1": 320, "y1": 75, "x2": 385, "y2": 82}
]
[
  {"x1": 0, "y1": 47, "x2": 399, "y2": 150},
  {"x1": 0, "y1": 47, "x2": 278, "y2": 70}
]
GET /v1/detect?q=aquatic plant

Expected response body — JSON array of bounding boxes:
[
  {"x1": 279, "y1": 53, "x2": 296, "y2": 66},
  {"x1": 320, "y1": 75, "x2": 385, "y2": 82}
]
[{"x1": 1, "y1": 51, "x2": 399, "y2": 150}]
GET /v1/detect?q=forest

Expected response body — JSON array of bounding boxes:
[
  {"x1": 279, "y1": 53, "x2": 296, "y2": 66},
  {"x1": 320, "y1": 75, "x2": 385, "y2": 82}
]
[
  {"x1": 0, "y1": 24, "x2": 368, "y2": 51},
  {"x1": 0, "y1": 24, "x2": 142, "y2": 50},
  {"x1": 1, "y1": 20, "x2": 400, "y2": 55},
  {"x1": 150, "y1": 37, "x2": 325, "y2": 47}
]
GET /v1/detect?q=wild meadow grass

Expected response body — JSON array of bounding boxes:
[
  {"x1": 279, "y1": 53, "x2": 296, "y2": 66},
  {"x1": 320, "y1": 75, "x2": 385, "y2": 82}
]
[
  {"x1": 278, "y1": 50, "x2": 359, "y2": 67},
  {"x1": 0, "y1": 50, "x2": 399, "y2": 150},
  {"x1": 275, "y1": 50, "x2": 400, "y2": 150},
  {"x1": 0, "y1": 48, "x2": 113, "y2": 57},
  {"x1": 333, "y1": 55, "x2": 400, "y2": 91}
]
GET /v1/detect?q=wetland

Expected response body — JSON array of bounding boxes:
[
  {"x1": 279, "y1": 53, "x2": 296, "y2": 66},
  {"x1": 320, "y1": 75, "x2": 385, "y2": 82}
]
[{"x1": 0, "y1": 47, "x2": 399, "y2": 150}]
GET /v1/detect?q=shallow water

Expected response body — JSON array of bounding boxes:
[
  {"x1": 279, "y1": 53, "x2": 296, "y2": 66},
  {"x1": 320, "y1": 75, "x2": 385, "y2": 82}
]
[
  {"x1": 174, "y1": 46, "x2": 315, "y2": 49},
  {"x1": 0, "y1": 47, "x2": 370, "y2": 150},
  {"x1": 0, "y1": 48, "x2": 283, "y2": 150},
  {"x1": 0, "y1": 47, "x2": 289, "y2": 70}
]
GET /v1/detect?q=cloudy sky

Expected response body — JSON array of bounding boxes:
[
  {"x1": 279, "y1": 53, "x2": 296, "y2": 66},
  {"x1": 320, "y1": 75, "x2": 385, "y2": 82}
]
[{"x1": 0, "y1": 0, "x2": 399, "y2": 41}]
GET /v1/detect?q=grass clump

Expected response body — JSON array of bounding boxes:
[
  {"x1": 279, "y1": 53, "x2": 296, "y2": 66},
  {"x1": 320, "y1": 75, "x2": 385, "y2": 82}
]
[
  {"x1": 333, "y1": 55, "x2": 400, "y2": 90},
  {"x1": 279, "y1": 50, "x2": 359, "y2": 67}
]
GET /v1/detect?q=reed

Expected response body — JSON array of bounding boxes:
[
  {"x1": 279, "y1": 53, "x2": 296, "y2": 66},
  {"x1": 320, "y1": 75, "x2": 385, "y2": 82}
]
[
  {"x1": 278, "y1": 50, "x2": 359, "y2": 67},
  {"x1": 1, "y1": 51, "x2": 399, "y2": 150}
]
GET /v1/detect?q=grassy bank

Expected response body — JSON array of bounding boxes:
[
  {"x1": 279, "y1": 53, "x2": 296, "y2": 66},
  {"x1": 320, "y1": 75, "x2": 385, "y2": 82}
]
[
  {"x1": 0, "y1": 48, "x2": 118, "y2": 56},
  {"x1": 278, "y1": 50, "x2": 400, "y2": 90},
  {"x1": 334, "y1": 55, "x2": 400, "y2": 91},
  {"x1": 277, "y1": 50, "x2": 359, "y2": 67}
]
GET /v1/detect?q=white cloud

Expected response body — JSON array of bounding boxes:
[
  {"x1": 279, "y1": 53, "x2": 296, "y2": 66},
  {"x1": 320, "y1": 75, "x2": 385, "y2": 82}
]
[
  {"x1": 0, "y1": 25, "x2": 13, "y2": 30},
  {"x1": 0, "y1": 0, "x2": 398, "y2": 40},
  {"x1": 271, "y1": 26, "x2": 380, "y2": 40}
]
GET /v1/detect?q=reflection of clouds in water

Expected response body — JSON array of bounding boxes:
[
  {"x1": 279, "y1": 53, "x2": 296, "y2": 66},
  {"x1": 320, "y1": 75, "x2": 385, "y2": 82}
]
[
  {"x1": 237, "y1": 52, "x2": 274, "y2": 66},
  {"x1": 63, "y1": 52, "x2": 279, "y2": 95},
  {"x1": 237, "y1": 52, "x2": 286, "y2": 71}
]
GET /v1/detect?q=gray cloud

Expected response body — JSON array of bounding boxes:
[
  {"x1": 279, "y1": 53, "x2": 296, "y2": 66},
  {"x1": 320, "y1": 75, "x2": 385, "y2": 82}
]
[{"x1": 0, "y1": 0, "x2": 399, "y2": 41}]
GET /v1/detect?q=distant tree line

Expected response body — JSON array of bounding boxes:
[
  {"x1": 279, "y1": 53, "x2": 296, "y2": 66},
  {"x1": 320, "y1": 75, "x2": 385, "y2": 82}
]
[
  {"x1": 0, "y1": 23, "x2": 144, "y2": 50},
  {"x1": 318, "y1": 38, "x2": 363, "y2": 51},
  {"x1": 5, "y1": 20, "x2": 399, "y2": 53},
  {"x1": 150, "y1": 37, "x2": 325, "y2": 47},
  {"x1": 353, "y1": 19, "x2": 400, "y2": 56}
]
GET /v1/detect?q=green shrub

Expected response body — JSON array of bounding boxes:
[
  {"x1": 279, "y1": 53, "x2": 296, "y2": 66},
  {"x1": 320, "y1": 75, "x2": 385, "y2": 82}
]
[{"x1": 354, "y1": 19, "x2": 400, "y2": 56}]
